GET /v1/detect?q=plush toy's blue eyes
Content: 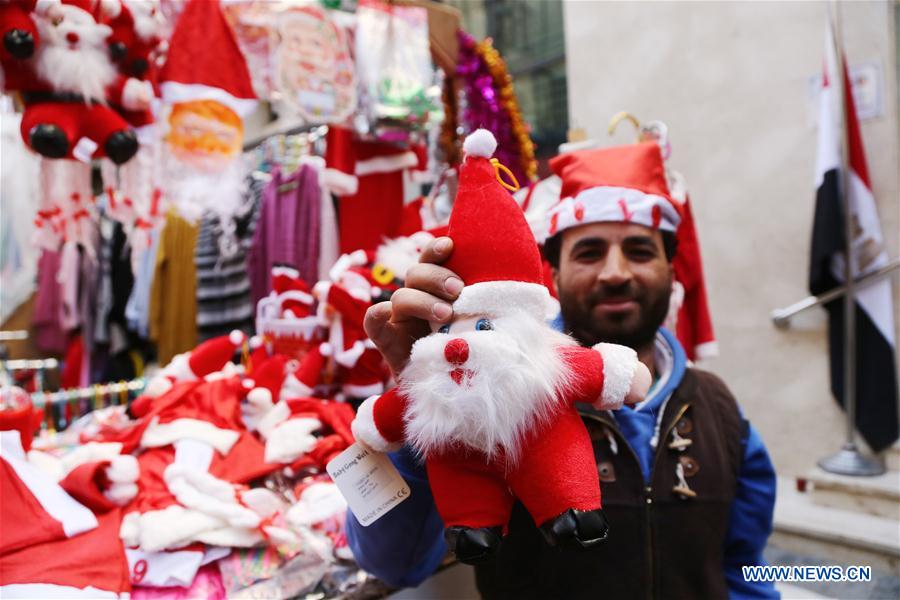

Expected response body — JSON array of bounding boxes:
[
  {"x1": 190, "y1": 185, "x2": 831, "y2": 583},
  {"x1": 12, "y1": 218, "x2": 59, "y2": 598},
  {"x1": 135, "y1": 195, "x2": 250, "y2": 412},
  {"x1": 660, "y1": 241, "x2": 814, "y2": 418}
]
[
  {"x1": 476, "y1": 318, "x2": 494, "y2": 331},
  {"x1": 438, "y1": 324, "x2": 451, "y2": 334}
]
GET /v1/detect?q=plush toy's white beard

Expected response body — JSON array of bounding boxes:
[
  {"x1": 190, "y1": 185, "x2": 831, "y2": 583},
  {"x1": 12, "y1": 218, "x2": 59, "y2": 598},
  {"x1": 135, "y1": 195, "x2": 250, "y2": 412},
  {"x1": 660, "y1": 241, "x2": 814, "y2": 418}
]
[
  {"x1": 35, "y1": 33, "x2": 116, "y2": 101},
  {"x1": 400, "y1": 313, "x2": 576, "y2": 464}
]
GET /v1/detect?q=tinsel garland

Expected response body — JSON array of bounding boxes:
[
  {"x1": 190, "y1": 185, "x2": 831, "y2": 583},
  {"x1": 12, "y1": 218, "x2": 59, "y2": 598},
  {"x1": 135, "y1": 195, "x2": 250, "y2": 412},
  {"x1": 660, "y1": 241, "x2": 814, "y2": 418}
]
[{"x1": 456, "y1": 31, "x2": 537, "y2": 184}]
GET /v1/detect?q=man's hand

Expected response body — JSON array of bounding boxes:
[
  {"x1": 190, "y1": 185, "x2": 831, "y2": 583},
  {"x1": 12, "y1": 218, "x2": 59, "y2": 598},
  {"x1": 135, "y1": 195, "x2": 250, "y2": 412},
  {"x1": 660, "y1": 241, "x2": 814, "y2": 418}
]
[{"x1": 364, "y1": 237, "x2": 463, "y2": 377}]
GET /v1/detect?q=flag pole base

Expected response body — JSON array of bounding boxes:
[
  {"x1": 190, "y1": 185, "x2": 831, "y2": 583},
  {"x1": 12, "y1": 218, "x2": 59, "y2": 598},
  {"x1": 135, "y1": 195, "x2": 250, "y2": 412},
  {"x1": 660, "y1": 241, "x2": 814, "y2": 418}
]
[{"x1": 817, "y1": 444, "x2": 885, "y2": 476}]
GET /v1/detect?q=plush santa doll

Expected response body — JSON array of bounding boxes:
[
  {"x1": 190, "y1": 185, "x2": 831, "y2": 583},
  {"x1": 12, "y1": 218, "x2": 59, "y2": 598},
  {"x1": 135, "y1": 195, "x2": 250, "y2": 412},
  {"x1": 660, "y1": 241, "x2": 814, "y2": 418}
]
[
  {"x1": 271, "y1": 265, "x2": 315, "y2": 319},
  {"x1": 141, "y1": 329, "x2": 246, "y2": 400},
  {"x1": 351, "y1": 130, "x2": 652, "y2": 564},
  {"x1": 4, "y1": 0, "x2": 151, "y2": 164}
]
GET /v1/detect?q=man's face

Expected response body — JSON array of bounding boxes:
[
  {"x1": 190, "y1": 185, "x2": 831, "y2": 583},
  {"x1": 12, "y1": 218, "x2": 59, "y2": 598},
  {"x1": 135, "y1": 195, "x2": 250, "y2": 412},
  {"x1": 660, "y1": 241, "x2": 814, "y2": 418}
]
[{"x1": 553, "y1": 222, "x2": 673, "y2": 349}]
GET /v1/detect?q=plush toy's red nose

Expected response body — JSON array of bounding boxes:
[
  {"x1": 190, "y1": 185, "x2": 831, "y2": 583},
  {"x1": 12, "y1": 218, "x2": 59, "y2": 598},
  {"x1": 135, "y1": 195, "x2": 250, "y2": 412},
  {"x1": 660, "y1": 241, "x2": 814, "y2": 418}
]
[
  {"x1": 66, "y1": 32, "x2": 79, "y2": 44},
  {"x1": 444, "y1": 338, "x2": 469, "y2": 365}
]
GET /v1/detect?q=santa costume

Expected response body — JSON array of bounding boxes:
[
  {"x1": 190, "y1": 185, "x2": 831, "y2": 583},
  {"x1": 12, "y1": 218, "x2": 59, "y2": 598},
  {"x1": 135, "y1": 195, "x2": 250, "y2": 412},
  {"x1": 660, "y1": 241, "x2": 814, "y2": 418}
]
[{"x1": 351, "y1": 130, "x2": 648, "y2": 564}]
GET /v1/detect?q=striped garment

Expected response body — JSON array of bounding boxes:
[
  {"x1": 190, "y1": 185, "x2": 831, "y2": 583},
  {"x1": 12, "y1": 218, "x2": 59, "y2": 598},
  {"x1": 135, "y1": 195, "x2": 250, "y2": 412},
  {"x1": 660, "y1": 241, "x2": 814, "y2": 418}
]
[{"x1": 194, "y1": 177, "x2": 263, "y2": 342}]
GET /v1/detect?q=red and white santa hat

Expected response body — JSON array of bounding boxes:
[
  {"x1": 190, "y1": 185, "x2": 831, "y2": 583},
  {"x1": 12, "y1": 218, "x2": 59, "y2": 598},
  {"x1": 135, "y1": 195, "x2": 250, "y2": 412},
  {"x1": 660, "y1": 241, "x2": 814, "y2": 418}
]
[
  {"x1": 187, "y1": 330, "x2": 246, "y2": 377},
  {"x1": 158, "y1": 0, "x2": 256, "y2": 117},
  {"x1": 444, "y1": 129, "x2": 553, "y2": 320},
  {"x1": 546, "y1": 141, "x2": 682, "y2": 238}
]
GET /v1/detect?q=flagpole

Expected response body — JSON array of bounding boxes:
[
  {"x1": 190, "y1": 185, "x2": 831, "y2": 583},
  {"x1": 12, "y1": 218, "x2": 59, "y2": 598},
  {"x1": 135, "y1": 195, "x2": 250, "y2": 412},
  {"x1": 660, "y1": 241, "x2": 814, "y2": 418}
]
[{"x1": 817, "y1": 2, "x2": 884, "y2": 477}]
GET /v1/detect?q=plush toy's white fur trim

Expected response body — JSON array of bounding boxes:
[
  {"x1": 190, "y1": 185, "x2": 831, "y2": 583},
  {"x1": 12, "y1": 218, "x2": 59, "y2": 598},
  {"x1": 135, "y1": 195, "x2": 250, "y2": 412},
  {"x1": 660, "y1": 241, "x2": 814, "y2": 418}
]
[
  {"x1": 463, "y1": 129, "x2": 497, "y2": 158},
  {"x1": 343, "y1": 381, "x2": 385, "y2": 398},
  {"x1": 287, "y1": 482, "x2": 347, "y2": 527},
  {"x1": 60, "y1": 442, "x2": 124, "y2": 475},
  {"x1": 264, "y1": 417, "x2": 322, "y2": 464},
  {"x1": 375, "y1": 234, "x2": 432, "y2": 281},
  {"x1": 452, "y1": 280, "x2": 554, "y2": 320},
  {"x1": 352, "y1": 395, "x2": 402, "y2": 453},
  {"x1": 106, "y1": 454, "x2": 138, "y2": 483},
  {"x1": 256, "y1": 401, "x2": 291, "y2": 439},
  {"x1": 121, "y1": 77, "x2": 151, "y2": 111},
  {"x1": 140, "y1": 417, "x2": 240, "y2": 454},
  {"x1": 593, "y1": 343, "x2": 639, "y2": 410},
  {"x1": 401, "y1": 313, "x2": 576, "y2": 463},
  {"x1": 164, "y1": 464, "x2": 260, "y2": 529},
  {"x1": 123, "y1": 504, "x2": 263, "y2": 553},
  {"x1": 104, "y1": 482, "x2": 138, "y2": 505}
]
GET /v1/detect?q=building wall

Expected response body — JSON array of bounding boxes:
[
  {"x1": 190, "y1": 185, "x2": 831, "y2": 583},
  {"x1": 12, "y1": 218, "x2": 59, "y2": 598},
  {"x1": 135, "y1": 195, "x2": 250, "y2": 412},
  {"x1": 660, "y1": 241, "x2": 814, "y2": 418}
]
[{"x1": 563, "y1": 0, "x2": 899, "y2": 475}]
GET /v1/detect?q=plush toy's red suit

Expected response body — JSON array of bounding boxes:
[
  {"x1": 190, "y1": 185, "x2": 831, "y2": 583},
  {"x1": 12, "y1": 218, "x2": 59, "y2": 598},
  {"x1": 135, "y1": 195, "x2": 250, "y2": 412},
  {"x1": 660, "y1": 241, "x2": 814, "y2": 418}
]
[
  {"x1": 1, "y1": 0, "x2": 149, "y2": 163},
  {"x1": 0, "y1": 0, "x2": 41, "y2": 61},
  {"x1": 351, "y1": 130, "x2": 650, "y2": 564}
]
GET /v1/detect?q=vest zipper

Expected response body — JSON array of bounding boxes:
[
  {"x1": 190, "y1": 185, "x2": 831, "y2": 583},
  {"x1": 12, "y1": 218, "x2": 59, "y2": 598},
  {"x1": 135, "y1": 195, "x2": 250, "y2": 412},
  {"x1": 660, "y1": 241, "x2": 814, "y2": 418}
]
[{"x1": 581, "y1": 401, "x2": 692, "y2": 600}]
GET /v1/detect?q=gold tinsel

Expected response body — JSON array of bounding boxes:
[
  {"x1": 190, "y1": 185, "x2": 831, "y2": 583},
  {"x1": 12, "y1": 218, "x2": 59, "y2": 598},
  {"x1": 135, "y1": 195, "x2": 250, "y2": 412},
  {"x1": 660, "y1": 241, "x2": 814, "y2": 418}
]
[{"x1": 475, "y1": 38, "x2": 537, "y2": 182}]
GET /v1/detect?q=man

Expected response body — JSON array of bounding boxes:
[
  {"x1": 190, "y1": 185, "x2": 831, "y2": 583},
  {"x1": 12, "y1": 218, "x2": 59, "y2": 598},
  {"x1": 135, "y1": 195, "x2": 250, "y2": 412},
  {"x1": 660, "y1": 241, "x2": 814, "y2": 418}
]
[{"x1": 347, "y1": 142, "x2": 778, "y2": 599}]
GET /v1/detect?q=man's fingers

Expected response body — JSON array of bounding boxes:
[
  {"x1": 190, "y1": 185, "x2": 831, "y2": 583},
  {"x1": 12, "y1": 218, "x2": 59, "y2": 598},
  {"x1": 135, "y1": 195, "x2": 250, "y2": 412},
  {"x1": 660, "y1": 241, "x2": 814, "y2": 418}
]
[
  {"x1": 405, "y1": 263, "x2": 463, "y2": 302},
  {"x1": 418, "y1": 236, "x2": 453, "y2": 265},
  {"x1": 363, "y1": 301, "x2": 393, "y2": 342},
  {"x1": 389, "y1": 287, "x2": 453, "y2": 323}
]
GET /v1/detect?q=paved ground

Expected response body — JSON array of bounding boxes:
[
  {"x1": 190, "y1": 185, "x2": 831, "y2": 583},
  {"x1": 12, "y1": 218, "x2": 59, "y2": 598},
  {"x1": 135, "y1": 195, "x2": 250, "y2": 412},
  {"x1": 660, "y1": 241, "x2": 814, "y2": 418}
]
[{"x1": 765, "y1": 546, "x2": 900, "y2": 600}]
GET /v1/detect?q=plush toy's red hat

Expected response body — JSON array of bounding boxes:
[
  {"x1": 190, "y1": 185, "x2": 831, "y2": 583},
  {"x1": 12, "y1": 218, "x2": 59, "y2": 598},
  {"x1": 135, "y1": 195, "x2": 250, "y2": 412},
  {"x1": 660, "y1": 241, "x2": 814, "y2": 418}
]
[
  {"x1": 444, "y1": 129, "x2": 552, "y2": 319},
  {"x1": 547, "y1": 141, "x2": 681, "y2": 237},
  {"x1": 159, "y1": 0, "x2": 256, "y2": 116},
  {"x1": 187, "y1": 330, "x2": 245, "y2": 377}
]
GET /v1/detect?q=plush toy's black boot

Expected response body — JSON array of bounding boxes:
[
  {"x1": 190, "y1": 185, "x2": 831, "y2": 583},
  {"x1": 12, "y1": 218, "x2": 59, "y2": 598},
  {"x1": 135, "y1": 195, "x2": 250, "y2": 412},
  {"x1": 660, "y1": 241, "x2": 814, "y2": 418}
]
[
  {"x1": 4, "y1": 29, "x2": 34, "y2": 59},
  {"x1": 105, "y1": 130, "x2": 139, "y2": 165},
  {"x1": 444, "y1": 526, "x2": 502, "y2": 565},
  {"x1": 29, "y1": 124, "x2": 69, "y2": 159},
  {"x1": 539, "y1": 508, "x2": 609, "y2": 549}
]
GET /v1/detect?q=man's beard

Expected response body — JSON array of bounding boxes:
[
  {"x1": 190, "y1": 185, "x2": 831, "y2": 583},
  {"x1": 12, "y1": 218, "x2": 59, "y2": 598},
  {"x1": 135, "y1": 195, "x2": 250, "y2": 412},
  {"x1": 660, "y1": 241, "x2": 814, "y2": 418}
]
[
  {"x1": 559, "y1": 279, "x2": 671, "y2": 349},
  {"x1": 35, "y1": 41, "x2": 116, "y2": 101},
  {"x1": 400, "y1": 313, "x2": 576, "y2": 464}
]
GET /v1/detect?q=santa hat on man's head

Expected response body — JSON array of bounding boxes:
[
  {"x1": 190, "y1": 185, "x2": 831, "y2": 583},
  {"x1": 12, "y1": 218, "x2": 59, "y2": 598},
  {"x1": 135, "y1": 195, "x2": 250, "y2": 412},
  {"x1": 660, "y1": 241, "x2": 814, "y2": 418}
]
[
  {"x1": 444, "y1": 129, "x2": 554, "y2": 320},
  {"x1": 547, "y1": 141, "x2": 682, "y2": 239},
  {"x1": 158, "y1": 0, "x2": 256, "y2": 117}
]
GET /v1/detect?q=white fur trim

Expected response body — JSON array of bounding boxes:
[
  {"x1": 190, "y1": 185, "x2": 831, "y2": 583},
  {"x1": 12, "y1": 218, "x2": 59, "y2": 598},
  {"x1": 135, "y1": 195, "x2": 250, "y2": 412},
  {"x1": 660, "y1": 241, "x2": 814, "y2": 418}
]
[
  {"x1": 343, "y1": 381, "x2": 385, "y2": 398},
  {"x1": 229, "y1": 330, "x2": 246, "y2": 345},
  {"x1": 323, "y1": 168, "x2": 358, "y2": 196},
  {"x1": 694, "y1": 341, "x2": 719, "y2": 360},
  {"x1": 247, "y1": 387, "x2": 273, "y2": 410},
  {"x1": 319, "y1": 342, "x2": 333, "y2": 356},
  {"x1": 256, "y1": 401, "x2": 291, "y2": 439},
  {"x1": 140, "y1": 417, "x2": 239, "y2": 454},
  {"x1": 352, "y1": 395, "x2": 402, "y2": 453},
  {"x1": 549, "y1": 186, "x2": 681, "y2": 235},
  {"x1": 160, "y1": 81, "x2": 257, "y2": 117},
  {"x1": 124, "y1": 504, "x2": 263, "y2": 552},
  {"x1": 60, "y1": 441, "x2": 124, "y2": 475},
  {"x1": 145, "y1": 375, "x2": 173, "y2": 397},
  {"x1": 104, "y1": 482, "x2": 138, "y2": 505},
  {"x1": 164, "y1": 464, "x2": 260, "y2": 529},
  {"x1": 355, "y1": 152, "x2": 418, "y2": 176},
  {"x1": 106, "y1": 454, "x2": 138, "y2": 483},
  {"x1": 463, "y1": 129, "x2": 497, "y2": 158},
  {"x1": 452, "y1": 280, "x2": 553, "y2": 320},
  {"x1": 593, "y1": 343, "x2": 639, "y2": 410},
  {"x1": 334, "y1": 340, "x2": 366, "y2": 368},
  {"x1": 286, "y1": 482, "x2": 347, "y2": 527},
  {"x1": 264, "y1": 417, "x2": 322, "y2": 464},
  {"x1": 122, "y1": 77, "x2": 152, "y2": 111}
]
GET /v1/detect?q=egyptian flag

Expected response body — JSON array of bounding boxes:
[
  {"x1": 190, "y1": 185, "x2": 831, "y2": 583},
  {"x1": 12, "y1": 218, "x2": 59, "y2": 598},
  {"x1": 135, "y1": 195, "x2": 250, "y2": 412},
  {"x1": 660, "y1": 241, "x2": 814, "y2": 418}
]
[{"x1": 809, "y1": 22, "x2": 898, "y2": 452}]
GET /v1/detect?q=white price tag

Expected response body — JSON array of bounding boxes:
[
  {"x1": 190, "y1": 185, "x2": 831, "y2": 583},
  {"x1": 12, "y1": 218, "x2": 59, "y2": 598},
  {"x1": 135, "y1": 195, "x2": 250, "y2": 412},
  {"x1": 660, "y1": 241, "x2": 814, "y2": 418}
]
[{"x1": 326, "y1": 443, "x2": 411, "y2": 526}]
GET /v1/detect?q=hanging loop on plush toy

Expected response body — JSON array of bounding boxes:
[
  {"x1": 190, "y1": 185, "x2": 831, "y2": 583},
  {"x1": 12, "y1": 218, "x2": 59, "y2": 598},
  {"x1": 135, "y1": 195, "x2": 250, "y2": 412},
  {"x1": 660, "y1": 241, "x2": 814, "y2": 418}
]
[{"x1": 490, "y1": 158, "x2": 520, "y2": 192}]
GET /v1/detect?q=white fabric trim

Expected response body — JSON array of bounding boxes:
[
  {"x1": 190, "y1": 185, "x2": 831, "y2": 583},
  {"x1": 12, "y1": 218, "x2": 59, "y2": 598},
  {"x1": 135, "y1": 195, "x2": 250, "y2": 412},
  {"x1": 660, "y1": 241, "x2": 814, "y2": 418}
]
[
  {"x1": 59, "y1": 442, "x2": 124, "y2": 475},
  {"x1": 323, "y1": 168, "x2": 359, "y2": 196},
  {"x1": 593, "y1": 343, "x2": 639, "y2": 411},
  {"x1": 549, "y1": 185, "x2": 681, "y2": 235},
  {"x1": 0, "y1": 430, "x2": 97, "y2": 538},
  {"x1": 264, "y1": 417, "x2": 322, "y2": 464},
  {"x1": 343, "y1": 381, "x2": 385, "y2": 398},
  {"x1": 355, "y1": 151, "x2": 418, "y2": 176},
  {"x1": 256, "y1": 401, "x2": 291, "y2": 439},
  {"x1": 452, "y1": 280, "x2": 554, "y2": 320},
  {"x1": 124, "y1": 504, "x2": 263, "y2": 552},
  {"x1": 174, "y1": 438, "x2": 215, "y2": 470},
  {"x1": 140, "y1": 417, "x2": 239, "y2": 454},
  {"x1": 351, "y1": 395, "x2": 402, "y2": 453},
  {"x1": 160, "y1": 81, "x2": 257, "y2": 117},
  {"x1": 0, "y1": 584, "x2": 125, "y2": 599},
  {"x1": 693, "y1": 340, "x2": 719, "y2": 360}
]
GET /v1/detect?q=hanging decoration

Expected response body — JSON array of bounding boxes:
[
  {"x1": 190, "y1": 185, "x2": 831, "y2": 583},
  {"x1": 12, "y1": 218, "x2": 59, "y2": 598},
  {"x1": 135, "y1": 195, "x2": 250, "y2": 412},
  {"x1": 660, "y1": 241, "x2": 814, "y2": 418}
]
[{"x1": 456, "y1": 30, "x2": 536, "y2": 185}]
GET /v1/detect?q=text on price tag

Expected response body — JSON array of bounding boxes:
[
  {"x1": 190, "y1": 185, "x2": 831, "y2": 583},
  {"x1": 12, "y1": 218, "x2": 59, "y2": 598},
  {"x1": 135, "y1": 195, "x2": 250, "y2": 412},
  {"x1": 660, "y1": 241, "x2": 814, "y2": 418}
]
[{"x1": 326, "y1": 443, "x2": 411, "y2": 526}]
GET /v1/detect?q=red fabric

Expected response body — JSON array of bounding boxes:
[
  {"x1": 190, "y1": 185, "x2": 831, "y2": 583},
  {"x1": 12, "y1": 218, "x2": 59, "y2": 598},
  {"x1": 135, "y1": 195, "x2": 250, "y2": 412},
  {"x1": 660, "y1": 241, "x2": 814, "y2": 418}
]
[
  {"x1": 0, "y1": 510, "x2": 131, "y2": 595},
  {"x1": 250, "y1": 354, "x2": 291, "y2": 399},
  {"x1": 187, "y1": 332, "x2": 242, "y2": 377},
  {"x1": 159, "y1": 0, "x2": 255, "y2": 101},
  {"x1": 20, "y1": 100, "x2": 131, "y2": 161},
  {"x1": 61, "y1": 334, "x2": 84, "y2": 389},
  {"x1": 0, "y1": 458, "x2": 68, "y2": 554},
  {"x1": 60, "y1": 461, "x2": 117, "y2": 514},
  {"x1": 397, "y1": 197, "x2": 425, "y2": 237},
  {"x1": 339, "y1": 169, "x2": 406, "y2": 254},
  {"x1": 296, "y1": 345, "x2": 326, "y2": 389},
  {"x1": 370, "y1": 387, "x2": 408, "y2": 444},
  {"x1": 0, "y1": 1, "x2": 37, "y2": 62},
  {"x1": 444, "y1": 156, "x2": 544, "y2": 287},
  {"x1": 550, "y1": 142, "x2": 672, "y2": 203},
  {"x1": 672, "y1": 195, "x2": 716, "y2": 360},
  {"x1": 0, "y1": 398, "x2": 42, "y2": 452}
]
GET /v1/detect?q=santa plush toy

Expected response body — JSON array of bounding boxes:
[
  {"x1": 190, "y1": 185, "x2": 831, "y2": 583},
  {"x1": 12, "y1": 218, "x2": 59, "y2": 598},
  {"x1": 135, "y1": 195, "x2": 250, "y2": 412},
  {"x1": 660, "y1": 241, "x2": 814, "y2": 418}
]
[
  {"x1": 351, "y1": 130, "x2": 652, "y2": 564},
  {"x1": 2, "y1": 0, "x2": 151, "y2": 164},
  {"x1": 271, "y1": 265, "x2": 315, "y2": 319}
]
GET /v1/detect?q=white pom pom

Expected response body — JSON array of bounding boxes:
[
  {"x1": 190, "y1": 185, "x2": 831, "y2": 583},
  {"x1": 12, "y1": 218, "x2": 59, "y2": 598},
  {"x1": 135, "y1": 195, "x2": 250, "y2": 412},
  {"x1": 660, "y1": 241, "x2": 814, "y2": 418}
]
[
  {"x1": 229, "y1": 330, "x2": 246, "y2": 345},
  {"x1": 107, "y1": 455, "x2": 139, "y2": 484},
  {"x1": 463, "y1": 129, "x2": 497, "y2": 158}
]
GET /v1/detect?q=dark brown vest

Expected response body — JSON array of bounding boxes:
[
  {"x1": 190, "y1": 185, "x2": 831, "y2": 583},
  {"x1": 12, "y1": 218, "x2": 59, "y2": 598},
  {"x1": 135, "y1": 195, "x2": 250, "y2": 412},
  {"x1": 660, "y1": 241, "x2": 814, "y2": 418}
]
[{"x1": 474, "y1": 369, "x2": 745, "y2": 600}]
